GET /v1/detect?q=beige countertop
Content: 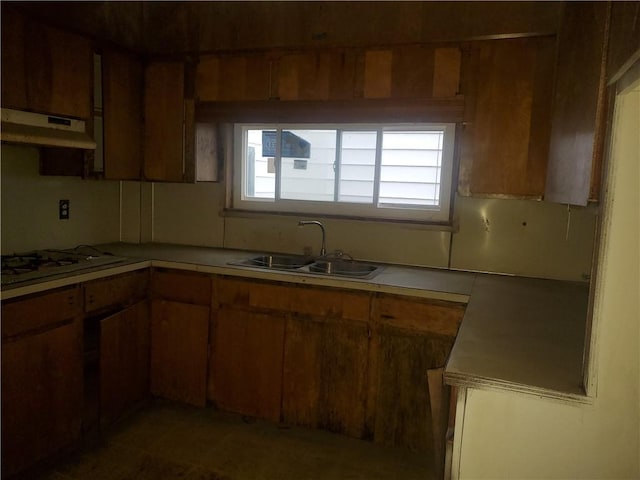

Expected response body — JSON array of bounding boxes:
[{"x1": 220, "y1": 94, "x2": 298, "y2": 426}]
[
  {"x1": 445, "y1": 274, "x2": 589, "y2": 402},
  {"x1": 1, "y1": 242, "x2": 590, "y2": 402},
  {"x1": 96, "y1": 242, "x2": 477, "y2": 303}
]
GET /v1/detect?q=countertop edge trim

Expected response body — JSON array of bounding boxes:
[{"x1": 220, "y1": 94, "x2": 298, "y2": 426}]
[
  {"x1": 1, "y1": 261, "x2": 151, "y2": 301},
  {"x1": 443, "y1": 371, "x2": 592, "y2": 405}
]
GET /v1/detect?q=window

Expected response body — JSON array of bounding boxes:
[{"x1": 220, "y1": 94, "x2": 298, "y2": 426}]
[{"x1": 233, "y1": 123, "x2": 455, "y2": 222}]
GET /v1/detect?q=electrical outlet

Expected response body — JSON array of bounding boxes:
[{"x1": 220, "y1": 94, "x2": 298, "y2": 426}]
[{"x1": 59, "y1": 199, "x2": 70, "y2": 220}]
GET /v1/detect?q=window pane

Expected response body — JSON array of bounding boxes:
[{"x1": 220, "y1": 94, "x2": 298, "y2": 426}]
[
  {"x1": 280, "y1": 130, "x2": 337, "y2": 202},
  {"x1": 380, "y1": 131, "x2": 444, "y2": 206},
  {"x1": 245, "y1": 129, "x2": 275, "y2": 199},
  {"x1": 235, "y1": 123, "x2": 454, "y2": 222},
  {"x1": 339, "y1": 131, "x2": 376, "y2": 203}
]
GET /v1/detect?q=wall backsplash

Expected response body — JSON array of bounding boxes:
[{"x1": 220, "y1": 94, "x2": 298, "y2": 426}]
[
  {"x1": 1, "y1": 145, "x2": 121, "y2": 254},
  {"x1": 148, "y1": 181, "x2": 598, "y2": 282}
]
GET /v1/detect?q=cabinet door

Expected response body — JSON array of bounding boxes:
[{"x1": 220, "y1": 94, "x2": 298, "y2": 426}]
[
  {"x1": 100, "y1": 301, "x2": 150, "y2": 425},
  {"x1": 1, "y1": 7, "x2": 28, "y2": 110},
  {"x1": 150, "y1": 299, "x2": 209, "y2": 406},
  {"x1": 103, "y1": 48, "x2": 143, "y2": 180},
  {"x1": 282, "y1": 315, "x2": 369, "y2": 438},
  {"x1": 545, "y1": 2, "x2": 609, "y2": 205},
  {"x1": 458, "y1": 36, "x2": 555, "y2": 197},
  {"x1": 144, "y1": 62, "x2": 185, "y2": 182},
  {"x1": 212, "y1": 307, "x2": 285, "y2": 422},
  {"x1": 369, "y1": 294, "x2": 464, "y2": 451},
  {"x1": 371, "y1": 324, "x2": 456, "y2": 452},
  {"x1": 197, "y1": 54, "x2": 272, "y2": 101},
  {"x1": 362, "y1": 46, "x2": 461, "y2": 100},
  {"x1": 1, "y1": 321, "x2": 83, "y2": 477},
  {"x1": 1, "y1": 9, "x2": 92, "y2": 119},
  {"x1": 24, "y1": 18, "x2": 93, "y2": 119}
]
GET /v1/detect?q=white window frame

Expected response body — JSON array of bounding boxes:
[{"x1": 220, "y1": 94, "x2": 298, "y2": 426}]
[{"x1": 232, "y1": 122, "x2": 456, "y2": 223}]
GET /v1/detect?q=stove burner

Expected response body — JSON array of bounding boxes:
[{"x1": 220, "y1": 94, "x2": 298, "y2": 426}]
[
  {"x1": 1, "y1": 248, "x2": 125, "y2": 287},
  {"x1": 1, "y1": 252, "x2": 81, "y2": 276}
]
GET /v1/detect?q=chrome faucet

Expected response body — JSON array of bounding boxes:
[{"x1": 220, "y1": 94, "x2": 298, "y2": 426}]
[{"x1": 298, "y1": 220, "x2": 326, "y2": 257}]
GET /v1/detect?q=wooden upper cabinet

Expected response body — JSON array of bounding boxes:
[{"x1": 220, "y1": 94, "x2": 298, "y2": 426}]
[
  {"x1": 144, "y1": 61, "x2": 185, "y2": 182},
  {"x1": 278, "y1": 50, "x2": 364, "y2": 101},
  {"x1": 545, "y1": 2, "x2": 610, "y2": 206},
  {"x1": 25, "y1": 21, "x2": 93, "y2": 119},
  {"x1": 102, "y1": 48, "x2": 143, "y2": 180},
  {"x1": 195, "y1": 45, "x2": 461, "y2": 103},
  {"x1": 197, "y1": 54, "x2": 272, "y2": 101},
  {"x1": 144, "y1": 61, "x2": 217, "y2": 182},
  {"x1": 458, "y1": 36, "x2": 555, "y2": 197},
  {"x1": 1, "y1": 8, "x2": 92, "y2": 119},
  {"x1": 1, "y1": 8, "x2": 28, "y2": 110},
  {"x1": 363, "y1": 46, "x2": 461, "y2": 100}
]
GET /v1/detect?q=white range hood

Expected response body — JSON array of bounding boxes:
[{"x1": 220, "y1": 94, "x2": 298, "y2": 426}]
[{"x1": 0, "y1": 108, "x2": 96, "y2": 149}]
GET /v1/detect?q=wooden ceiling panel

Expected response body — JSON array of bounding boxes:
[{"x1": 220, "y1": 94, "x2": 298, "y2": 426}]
[{"x1": 8, "y1": 1, "x2": 562, "y2": 56}]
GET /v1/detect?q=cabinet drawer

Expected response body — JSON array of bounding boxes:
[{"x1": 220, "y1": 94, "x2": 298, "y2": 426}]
[
  {"x1": 373, "y1": 295, "x2": 465, "y2": 337},
  {"x1": 291, "y1": 286, "x2": 370, "y2": 322},
  {"x1": 2, "y1": 286, "x2": 81, "y2": 339},
  {"x1": 216, "y1": 277, "x2": 293, "y2": 311},
  {"x1": 152, "y1": 269, "x2": 211, "y2": 306},
  {"x1": 84, "y1": 269, "x2": 149, "y2": 314}
]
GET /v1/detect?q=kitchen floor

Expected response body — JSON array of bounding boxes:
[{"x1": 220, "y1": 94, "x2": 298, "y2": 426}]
[{"x1": 35, "y1": 400, "x2": 436, "y2": 480}]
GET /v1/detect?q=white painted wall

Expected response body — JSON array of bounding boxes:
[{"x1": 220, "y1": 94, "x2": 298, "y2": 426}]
[
  {"x1": 455, "y1": 84, "x2": 640, "y2": 479},
  {"x1": 0, "y1": 145, "x2": 121, "y2": 253}
]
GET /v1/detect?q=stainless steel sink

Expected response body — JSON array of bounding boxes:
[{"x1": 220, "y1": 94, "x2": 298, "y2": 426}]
[
  {"x1": 242, "y1": 254, "x2": 313, "y2": 270},
  {"x1": 308, "y1": 259, "x2": 381, "y2": 278},
  {"x1": 231, "y1": 254, "x2": 382, "y2": 279}
]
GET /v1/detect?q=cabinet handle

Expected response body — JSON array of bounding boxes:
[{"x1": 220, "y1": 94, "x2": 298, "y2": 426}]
[{"x1": 381, "y1": 314, "x2": 395, "y2": 320}]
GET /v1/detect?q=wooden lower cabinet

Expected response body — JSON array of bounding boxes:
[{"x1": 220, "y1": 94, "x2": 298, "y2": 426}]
[
  {"x1": 370, "y1": 325, "x2": 456, "y2": 452},
  {"x1": 1, "y1": 287, "x2": 83, "y2": 477},
  {"x1": 282, "y1": 315, "x2": 369, "y2": 438},
  {"x1": 211, "y1": 307, "x2": 285, "y2": 422},
  {"x1": 369, "y1": 294, "x2": 465, "y2": 452},
  {"x1": 150, "y1": 299, "x2": 210, "y2": 406},
  {"x1": 100, "y1": 300, "x2": 150, "y2": 425}
]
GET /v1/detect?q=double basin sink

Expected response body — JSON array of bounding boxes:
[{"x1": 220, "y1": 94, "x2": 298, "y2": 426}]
[{"x1": 233, "y1": 254, "x2": 382, "y2": 279}]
